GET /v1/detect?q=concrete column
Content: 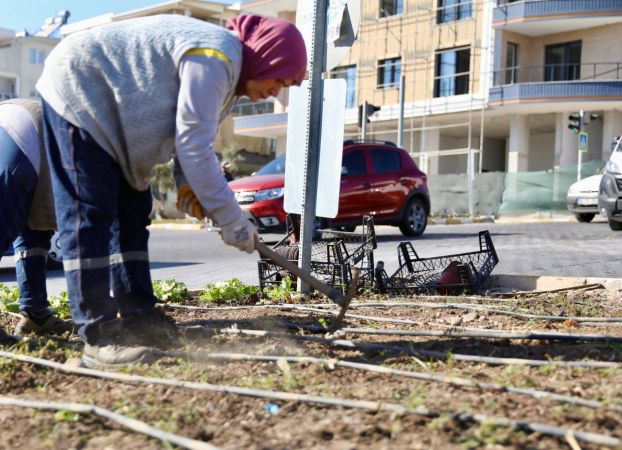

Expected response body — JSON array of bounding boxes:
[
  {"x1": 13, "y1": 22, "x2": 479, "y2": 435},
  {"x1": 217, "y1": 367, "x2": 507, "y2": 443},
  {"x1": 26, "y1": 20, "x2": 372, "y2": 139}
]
[
  {"x1": 507, "y1": 115, "x2": 529, "y2": 172},
  {"x1": 554, "y1": 112, "x2": 578, "y2": 167},
  {"x1": 420, "y1": 127, "x2": 440, "y2": 175},
  {"x1": 274, "y1": 135, "x2": 287, "y2": 157},
  {"x1": 602, "y1": 110, "x2": 622, "y2": 160}
]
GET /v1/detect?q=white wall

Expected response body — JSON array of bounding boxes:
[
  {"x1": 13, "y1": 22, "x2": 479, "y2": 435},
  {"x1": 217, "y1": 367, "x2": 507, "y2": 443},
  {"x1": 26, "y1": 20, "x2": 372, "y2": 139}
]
[{"x1": 528, "y1": 133, "x2": 555, "y2": 171}]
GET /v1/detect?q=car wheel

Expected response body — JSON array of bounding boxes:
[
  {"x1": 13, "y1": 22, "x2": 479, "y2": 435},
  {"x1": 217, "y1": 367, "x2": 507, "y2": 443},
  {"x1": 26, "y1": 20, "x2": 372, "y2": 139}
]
[
  {"x1": 575, "y1": 213, "x2": 595, "y2": 223},
  {"x1": 399, "y1": 198, "x2": 427, "y2": 237},
  {"x1": 608, "y1": 218, "x2": 622, "y2": 231},
  {"x1": 46, "y1": 232, "x2": 63, "y2": 271}
]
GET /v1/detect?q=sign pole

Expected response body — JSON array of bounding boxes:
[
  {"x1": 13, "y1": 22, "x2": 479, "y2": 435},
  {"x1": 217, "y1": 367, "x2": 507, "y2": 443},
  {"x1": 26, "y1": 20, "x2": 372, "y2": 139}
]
[
  {"x1": 577, "y1": 110, "x2": 584, "y2": 181},
  {"x1": 297, "y1": 0, "x2": 328, "y2": 294}
]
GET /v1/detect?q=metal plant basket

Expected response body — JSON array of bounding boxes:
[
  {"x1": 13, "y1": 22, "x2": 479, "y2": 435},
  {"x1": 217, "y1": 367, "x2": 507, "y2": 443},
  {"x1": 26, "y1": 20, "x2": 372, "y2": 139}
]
[
  {"x1": 375, "y1": 230, "x2": 498, "y2": 296},
  {"x1": 258, "y1": 216, "x2": 377, "y2": 292}
]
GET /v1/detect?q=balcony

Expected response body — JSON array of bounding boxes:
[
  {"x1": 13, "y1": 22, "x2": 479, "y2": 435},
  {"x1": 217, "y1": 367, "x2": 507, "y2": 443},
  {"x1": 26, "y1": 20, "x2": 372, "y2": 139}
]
[
  {"x1": 493, "y1": 0, "x2": 622, "y2": 36},
  {"x1": 489, "y1": 62, "x2": 622, "y2": 111}
]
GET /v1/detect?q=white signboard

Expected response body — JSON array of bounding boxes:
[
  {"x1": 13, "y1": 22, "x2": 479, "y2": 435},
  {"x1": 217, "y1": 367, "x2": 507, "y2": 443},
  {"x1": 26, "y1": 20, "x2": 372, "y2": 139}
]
[{"x1": 284, "y1": 79, "x2": 346, "y2": 218}]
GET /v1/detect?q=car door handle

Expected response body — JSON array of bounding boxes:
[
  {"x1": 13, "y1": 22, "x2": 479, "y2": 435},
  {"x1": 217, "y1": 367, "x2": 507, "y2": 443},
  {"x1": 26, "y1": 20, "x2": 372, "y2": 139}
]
[{"x1": 363, "y1": 182, "x2": 371, "y2": 189}]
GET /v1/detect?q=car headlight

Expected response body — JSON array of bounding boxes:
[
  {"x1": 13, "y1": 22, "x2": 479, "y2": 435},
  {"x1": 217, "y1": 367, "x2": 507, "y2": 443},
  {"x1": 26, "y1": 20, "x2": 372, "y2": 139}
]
[
  {"x1": 606, "y1": 160, "x2": 621, "y2": 174},
  {"x1": 255, "y1": 187, "x2": 284, "y2": 202},
  {"x1": 567, "y1": 185, "x2": 579, "y2": 196}
]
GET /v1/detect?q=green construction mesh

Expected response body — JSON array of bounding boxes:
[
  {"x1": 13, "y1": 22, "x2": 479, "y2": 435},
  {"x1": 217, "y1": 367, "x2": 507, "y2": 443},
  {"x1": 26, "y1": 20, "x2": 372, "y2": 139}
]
[{"x1": 498, "y1": 160, "x2": 604, "y2": 214}]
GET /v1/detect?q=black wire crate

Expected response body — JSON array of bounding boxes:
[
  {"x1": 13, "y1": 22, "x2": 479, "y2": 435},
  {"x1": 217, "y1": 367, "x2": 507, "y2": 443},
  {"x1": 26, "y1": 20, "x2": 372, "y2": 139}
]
[
  {"x1": 374, "y1": 230, "x2": 498, "y2": 296},
  {"x1": 257, "y1": 216, "x2": 377, "y2": 291}
]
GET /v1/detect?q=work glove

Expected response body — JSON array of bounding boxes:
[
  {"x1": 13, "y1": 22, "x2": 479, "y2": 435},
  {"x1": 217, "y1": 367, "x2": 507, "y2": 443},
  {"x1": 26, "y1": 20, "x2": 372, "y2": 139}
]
[
  {"x1": 176, "y1": 186, "x2": 205, "y2": 220},
  {"x1": 220, "y1": 215, "x2": 257, "y2": 254}
]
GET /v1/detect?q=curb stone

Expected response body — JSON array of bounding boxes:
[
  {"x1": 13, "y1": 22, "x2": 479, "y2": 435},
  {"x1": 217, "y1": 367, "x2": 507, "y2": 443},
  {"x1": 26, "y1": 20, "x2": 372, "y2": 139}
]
[{"x1": 486, "y1": 274, "x2": 622, "y2": 292}]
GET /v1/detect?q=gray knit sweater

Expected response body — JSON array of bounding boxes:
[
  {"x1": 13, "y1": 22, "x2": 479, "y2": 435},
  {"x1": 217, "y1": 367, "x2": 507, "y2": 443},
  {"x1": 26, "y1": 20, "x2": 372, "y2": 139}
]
[{"x1": 36, "y1": 15, "x2": 242, "y2": 192}]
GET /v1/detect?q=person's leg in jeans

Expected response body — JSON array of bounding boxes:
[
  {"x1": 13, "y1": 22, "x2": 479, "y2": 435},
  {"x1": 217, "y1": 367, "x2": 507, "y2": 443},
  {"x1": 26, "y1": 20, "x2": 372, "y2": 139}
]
[
  {"x1": 111, "y1": 178, "x2": 180, "y2": 347},
  {"x1": 0, "y1": 125, "x2": 35, "y2": 343},
  {"x1": 42, "y1": 102, "x2": 118, "y2": 341},
  {"x1": 42, "y1": 101, "x2": 153, "y2": 368},
  {"x1": 13, "y1": 227, "x2": 54, "y2": 316},
  {"x1": 12, "y1": 226, "x2": 75, "y2": 335},
  {"x1": 110, "y1": 176, "x2": 156, "y2": 319}
]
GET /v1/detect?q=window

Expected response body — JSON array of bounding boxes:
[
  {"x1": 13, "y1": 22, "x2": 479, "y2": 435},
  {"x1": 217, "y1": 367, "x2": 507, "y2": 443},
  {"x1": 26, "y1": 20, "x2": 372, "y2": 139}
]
[
  {"x1": 377, "y1": 57, "x2": 401, "y2": 90},
  {"x1": 505, "y1": 42, "x2": 518, "y2": 84},
  {"x1": 545, "y1": 41, "x2": 581, "y2": 82},
  {"x1": 29, "y1": 49, "x2": 46, "y2": 64},
  {"x1": 379, "y1": 0, "x2": 403, "y2": 17},
  {"x1": 342, "y1": 150, "x2": 367, "y2": 176},
  {"x1": 332, "y1": 65, "x2": 357, "y2": 108},
  {"x1": 434, "y1": 48, "x2": 470, "y2": 97},
  {"x1": 437, "y1": 0, "x2": 472, "y2": 24},
  {"x1": 371, "y1": 149, "x2": 401, "y2": 174},
  {"x1": 231, "y1": 98, "x2": 274, "y2": 116}
]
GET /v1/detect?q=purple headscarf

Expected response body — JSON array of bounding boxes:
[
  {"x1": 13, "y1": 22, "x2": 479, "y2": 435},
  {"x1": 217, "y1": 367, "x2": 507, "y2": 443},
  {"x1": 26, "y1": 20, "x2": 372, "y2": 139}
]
[{"x1": 226, "y1": 15, "x2": 307, "y2": 96}]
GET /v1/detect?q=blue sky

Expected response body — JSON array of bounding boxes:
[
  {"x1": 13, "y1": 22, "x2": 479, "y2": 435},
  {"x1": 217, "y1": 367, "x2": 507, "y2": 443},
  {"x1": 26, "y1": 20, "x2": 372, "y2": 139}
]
[{"x1": 1, "y1": 0, "x2": 233, "y2": 33}]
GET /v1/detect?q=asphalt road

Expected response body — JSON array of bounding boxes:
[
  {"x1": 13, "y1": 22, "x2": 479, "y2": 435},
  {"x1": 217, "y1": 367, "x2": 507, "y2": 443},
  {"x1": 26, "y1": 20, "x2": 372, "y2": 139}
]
[{"x1": 1, "y1": 218, "x2": 621, "y2": 297}]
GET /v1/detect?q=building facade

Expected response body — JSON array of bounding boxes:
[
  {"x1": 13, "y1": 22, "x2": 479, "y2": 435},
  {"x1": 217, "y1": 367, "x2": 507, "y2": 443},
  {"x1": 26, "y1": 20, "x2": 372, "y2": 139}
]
[
  {"x1": 0, "y1": 30, "x2": 59, "y2": 100},
  {"x1": 234, "y1": 0, "x2": 622, "y2": 180}
]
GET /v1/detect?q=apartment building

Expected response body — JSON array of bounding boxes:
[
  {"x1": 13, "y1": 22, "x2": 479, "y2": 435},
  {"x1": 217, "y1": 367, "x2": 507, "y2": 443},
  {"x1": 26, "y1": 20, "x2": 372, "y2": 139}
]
[
  {"x1": 0, "y1": 30, "x2": 59, "y2": 100},
  {"x1": 235, "y1": 0, "x2": 622, "y2": 179}
]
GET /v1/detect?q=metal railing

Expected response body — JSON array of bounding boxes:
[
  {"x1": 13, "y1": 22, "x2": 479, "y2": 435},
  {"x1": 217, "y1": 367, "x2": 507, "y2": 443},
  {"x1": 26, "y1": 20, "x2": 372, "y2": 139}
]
[{"x1": 493, "y1": 62, "x2": 622, "y2": 86}]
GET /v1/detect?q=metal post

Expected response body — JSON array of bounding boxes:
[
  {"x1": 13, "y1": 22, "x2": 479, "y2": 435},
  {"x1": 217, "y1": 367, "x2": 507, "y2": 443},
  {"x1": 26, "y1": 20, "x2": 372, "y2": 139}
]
[
  {"x1": 397, "y1": 74, "x2": 405, "y2": 148},
  {"x1": 577, "y1": 109, "x2": 584, "y2": 182},
  {"x1": 361, "y1": 100, "x2": 368, "y2": 141},
  {"x1": 298, "y1": 0, "x2": 328, "y2": 294}
]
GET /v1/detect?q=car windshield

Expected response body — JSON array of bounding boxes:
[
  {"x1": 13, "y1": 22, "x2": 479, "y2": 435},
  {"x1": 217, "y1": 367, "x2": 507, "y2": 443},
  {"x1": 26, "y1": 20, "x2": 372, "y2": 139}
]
[{"x1": 255, "y1": 155, "x2": 286, "y2": 175}]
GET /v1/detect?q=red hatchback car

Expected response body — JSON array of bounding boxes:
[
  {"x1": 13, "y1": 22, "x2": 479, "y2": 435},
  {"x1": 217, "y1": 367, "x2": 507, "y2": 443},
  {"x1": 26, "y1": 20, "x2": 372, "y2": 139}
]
[{"x1": 228, "y1": 140, "x2": 430, "y2": 236}]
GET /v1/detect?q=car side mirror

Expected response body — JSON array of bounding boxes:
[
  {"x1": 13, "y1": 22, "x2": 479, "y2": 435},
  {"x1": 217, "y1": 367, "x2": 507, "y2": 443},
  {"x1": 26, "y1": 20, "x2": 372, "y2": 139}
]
[{"x1": 341, "y1": 166, "x2": 348, "y2": 176}]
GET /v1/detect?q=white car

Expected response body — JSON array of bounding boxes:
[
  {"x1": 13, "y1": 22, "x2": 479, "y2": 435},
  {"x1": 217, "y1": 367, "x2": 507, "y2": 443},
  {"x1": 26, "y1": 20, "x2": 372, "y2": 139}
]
[{"x1": 566, "y1": 173, "x2": 603, "y2": 222}]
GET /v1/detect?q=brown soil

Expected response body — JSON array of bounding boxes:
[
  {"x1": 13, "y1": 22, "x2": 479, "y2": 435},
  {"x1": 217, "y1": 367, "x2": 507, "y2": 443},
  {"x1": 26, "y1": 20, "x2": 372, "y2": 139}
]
[{"x1": 1, "y1": 288, "x2": 622, "y2": 450}]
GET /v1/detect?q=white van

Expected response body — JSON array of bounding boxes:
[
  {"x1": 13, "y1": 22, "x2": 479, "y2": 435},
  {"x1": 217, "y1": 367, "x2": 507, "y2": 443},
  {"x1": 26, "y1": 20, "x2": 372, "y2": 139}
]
[{"x1": 598, "y1": 137, "x2": 622, "y2": 230}]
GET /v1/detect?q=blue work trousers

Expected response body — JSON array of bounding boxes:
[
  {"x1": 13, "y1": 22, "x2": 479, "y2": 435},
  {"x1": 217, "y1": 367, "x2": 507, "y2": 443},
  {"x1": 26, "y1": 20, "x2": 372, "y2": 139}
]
[
  {"x1": 0, "y1": 126, "x2": 53, "y2": 316},
  {"x1": 41, "y1": 101, "x2": 156, "y2": 343}
]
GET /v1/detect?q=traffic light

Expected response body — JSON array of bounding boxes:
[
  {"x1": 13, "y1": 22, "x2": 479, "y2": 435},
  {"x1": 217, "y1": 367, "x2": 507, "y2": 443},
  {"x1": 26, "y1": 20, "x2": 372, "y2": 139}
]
[
  {"x1": 358, "y1": 102, "x2": 381, "y2": 127},
  {"x1": 568, "y1": 113, "x2": 581, "y2": 134}
]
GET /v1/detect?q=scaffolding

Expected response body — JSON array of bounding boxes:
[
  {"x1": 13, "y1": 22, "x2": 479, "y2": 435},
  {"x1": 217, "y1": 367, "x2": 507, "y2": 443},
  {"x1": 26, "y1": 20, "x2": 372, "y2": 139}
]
[{"x1": 330, "y1": 0, "x2": 494, "y2": 216}]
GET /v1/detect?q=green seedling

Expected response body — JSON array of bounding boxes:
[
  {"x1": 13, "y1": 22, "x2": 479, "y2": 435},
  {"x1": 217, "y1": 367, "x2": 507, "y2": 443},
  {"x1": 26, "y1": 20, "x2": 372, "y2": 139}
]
[
  {"x1": 153, "y1": 279, "x2": 190, "y2": 303},
  {"x1": 263, "y1": 276, "x2": 294, "y2": 302},
  {"x1": 0, "y1": 283, "x2": 20, "y2": 313},
  {"x1": 54, "y1": 410, "x2": 81, "y2": 423},
  {"x1": 49, "y1": 291, "x2": 71, "y2": 319},
  {"x1": 200, "y1": 278, "x2": 259, "y2": 303}
]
